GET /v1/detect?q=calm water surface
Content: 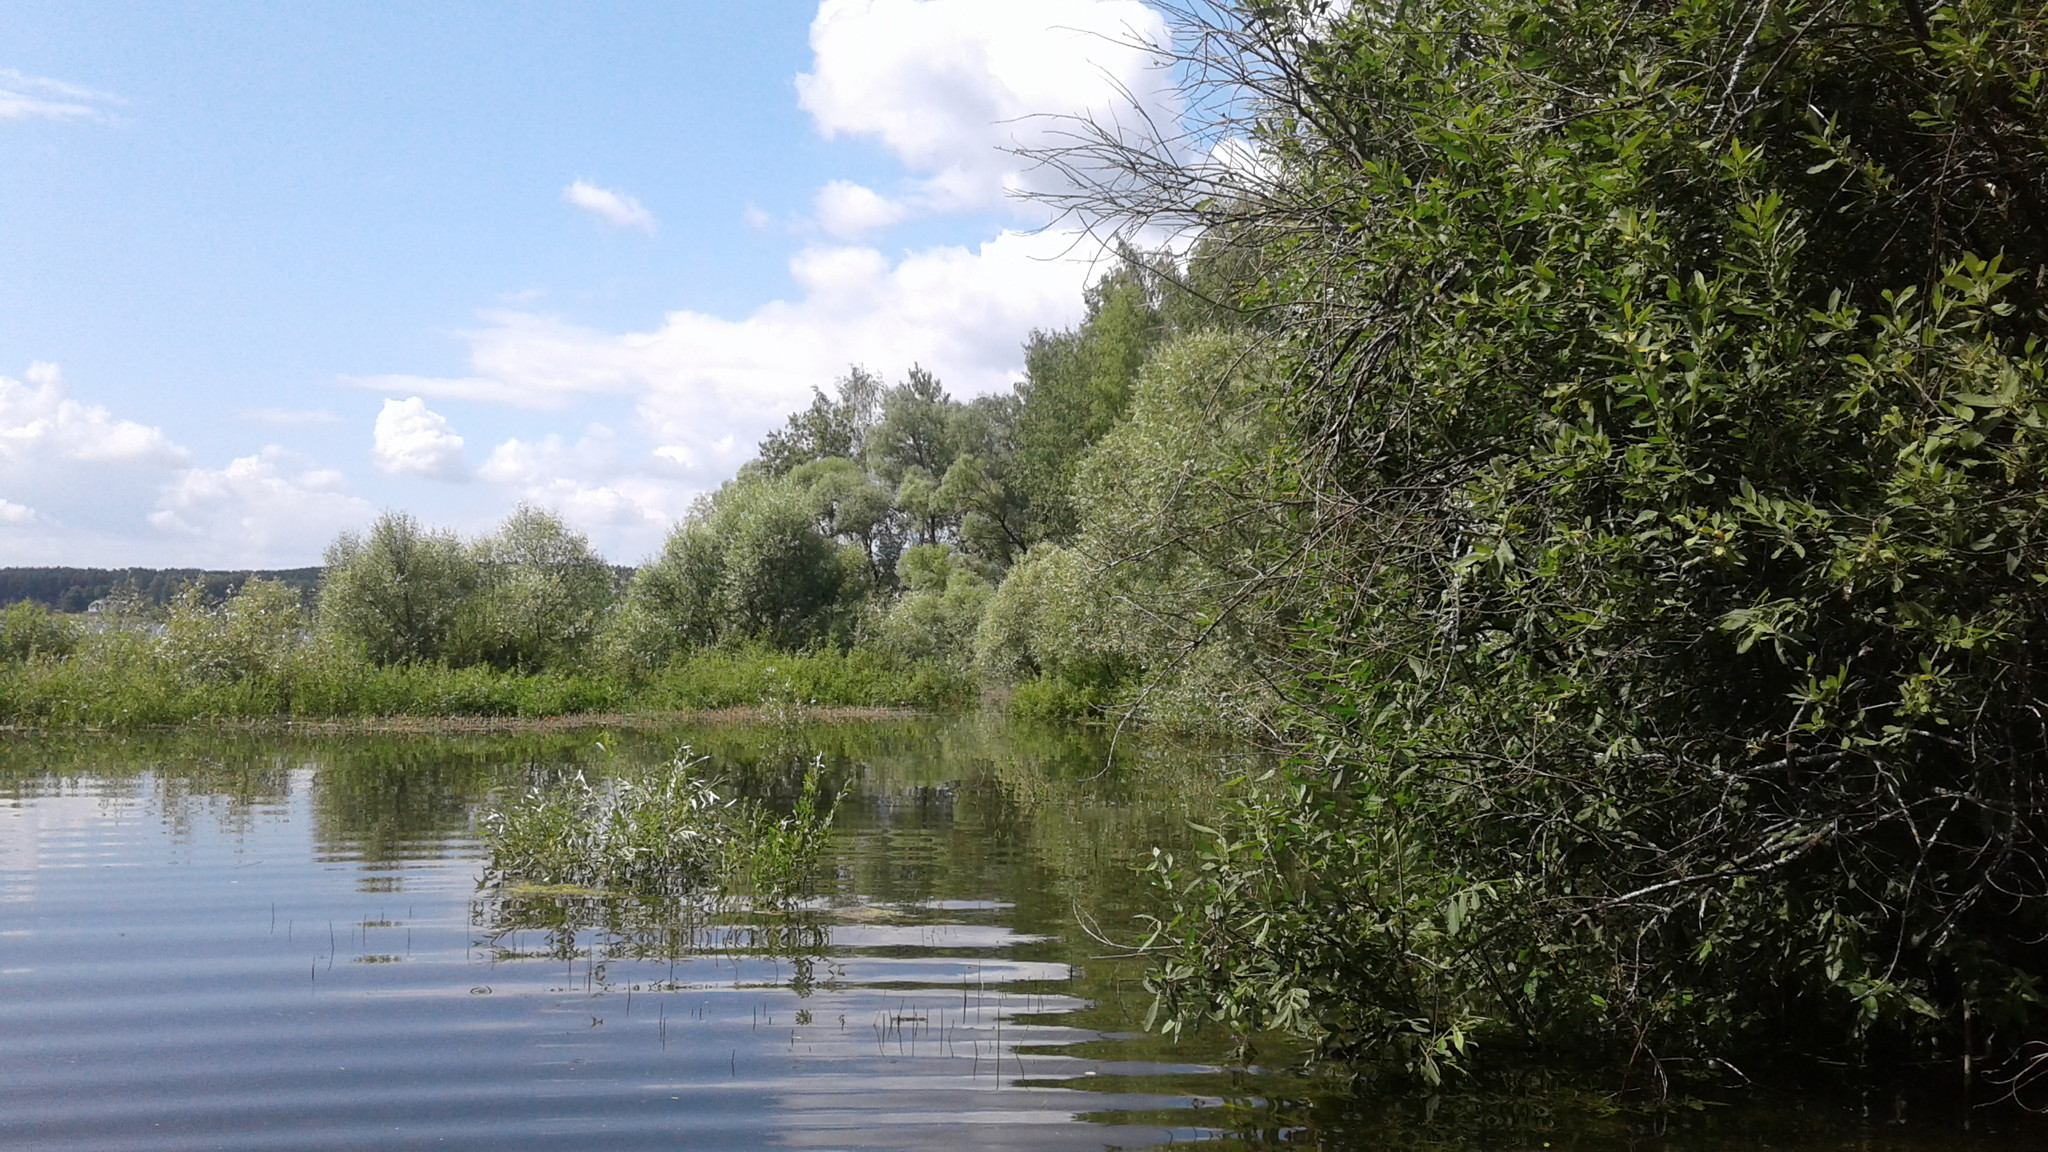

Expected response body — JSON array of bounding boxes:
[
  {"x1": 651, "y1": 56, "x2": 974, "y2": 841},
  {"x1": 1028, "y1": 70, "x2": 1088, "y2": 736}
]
[
  {"x1": 0, "y1": 718, "x2": 2035, "y2": 1151},
  {"x1": 0, "y1": 719, "x2": 1261, "y2": 1151}
]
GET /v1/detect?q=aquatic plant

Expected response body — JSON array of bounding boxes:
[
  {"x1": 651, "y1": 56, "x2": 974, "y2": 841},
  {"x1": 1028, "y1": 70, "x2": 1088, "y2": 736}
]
[{"x1": 477, "y1": 749, "x2": 839, "y2": 906}]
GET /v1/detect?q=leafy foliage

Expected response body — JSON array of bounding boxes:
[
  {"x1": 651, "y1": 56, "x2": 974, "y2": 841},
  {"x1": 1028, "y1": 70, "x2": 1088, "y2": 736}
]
[
  {"x1": 616, "y1": 476, "x2": 858, "y2": 659},
  {"x1": 162, "y1": 577, "x2": 304, "y2": 683},
  {"x1": 0, "y1": 600, "x2": 80, "y2": 663},
  {"x1": 458, "y1": 505, "x2": 618, "y2": 672},
  {"x1": 976, "y1": 331, "x2": 1288, "y2": 726},
  {"x1": 319, "y1": 512, "x2": 478, "y2": 665},
  {"x1": 479, "y1": 750, "x2": 839, "y2": 907},
  {"x1": 1092, "y1": 0, "x2": 2048, "y2": 1095}
]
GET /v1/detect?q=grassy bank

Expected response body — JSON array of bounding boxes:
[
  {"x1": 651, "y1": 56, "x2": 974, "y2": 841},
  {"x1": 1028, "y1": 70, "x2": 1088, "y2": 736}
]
[{"x1": 0, "y1": 639, "x2": 972, "y2": 729}]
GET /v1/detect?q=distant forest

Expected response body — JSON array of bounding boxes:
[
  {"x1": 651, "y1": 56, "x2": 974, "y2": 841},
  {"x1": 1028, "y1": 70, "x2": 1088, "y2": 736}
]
[{"x1": 0, "y1": 567, "x2": 323, "y2": 612}]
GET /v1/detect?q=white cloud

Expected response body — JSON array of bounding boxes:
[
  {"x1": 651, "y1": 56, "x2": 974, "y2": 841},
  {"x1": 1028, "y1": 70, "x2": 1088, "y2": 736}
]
[
  {"x1": 0, "y1": 67, "x2": 120, "y2": 123},
  {"x1": 814, "y1": 180, "x2": 910, "y2": 239},
  {"x1": 0, "y1": 363, "x2": 376, "y2": 566},
  {"x1": 0, "y1": 363, "x2": 190, "y2": 542},
  {"x1": 796, "y1": 0, "x2": 1172, "y2": 216},
  {"x1": 371, "y1": 397, "x2": 467, "y2": 479},
  {"x1": 563, "y1": 180, "x2": 657, "y2": 234},
  {"x1": 367, "y1": 228, "x2": 1097, "y2": 497},
  {"x1": 0, "y1": 362, "x2": 186, "y2": 470},
  {"x1": 478, "y1": 427, "x2": 693, "y2": 558},
  {"x1": 147, "y1": 447, "x2": 374, "y2": 566}
]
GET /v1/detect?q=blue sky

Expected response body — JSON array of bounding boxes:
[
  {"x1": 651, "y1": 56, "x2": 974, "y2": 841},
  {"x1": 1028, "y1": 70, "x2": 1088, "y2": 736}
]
[{"x1": 1, "y1": 1, "x2": 1171, "y2": 567}]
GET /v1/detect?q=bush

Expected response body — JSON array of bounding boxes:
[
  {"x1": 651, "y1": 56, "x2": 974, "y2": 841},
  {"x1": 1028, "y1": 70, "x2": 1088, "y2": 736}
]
[
  {"x1": 0, "y1": 601, "x2": 79, "y2": 662},
  {"x1": 618, "y1": 477, "x2": 861, "y2": 662},
  {"x1": 161, "y1": 578, "x2": 303, "y2": 683},
  {"x1": 319, "y1": 512, "x2": 477, "y2": 665},
  {"x1": 1113, "y1": 0, "x2": 2048, "y2": 1094},
  {"x1": 456, "y1": 506, "x2": 618, "y2": 672},
  {"x1": 874, "y1": 544, "x2": 991, "y2": 669}
]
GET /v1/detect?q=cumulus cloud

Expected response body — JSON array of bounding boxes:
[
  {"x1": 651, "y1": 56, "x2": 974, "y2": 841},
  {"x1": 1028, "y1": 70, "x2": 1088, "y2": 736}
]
[
  {"x1": 814, "y1": 180, "x2": 910, "y2": 239},
  {"x1": 0, "y1": 362, "x2": 190, "y2": 542},
  {"x1": 361, "y1": 228, "x2": 1096, "y2": 497},
  {"x1": 0, "y1": 363, "x2": 377, "y2": 565},
  {"x1": 796, "y1": 0, "x2": 1172, "y2": 216},
  {"x1": 564, "y1": 180, "x2": 657, "y2": 234},
  {"x1": 0, "y1": 362, "x2": 187, "y2": 470},
  {"x1": 148, "y1": 448, "x2": 374, "y2": 566},
  {"x1": 371, "y1": 397, "x2": 468, "y2": 478},
  {"x1": 0, "y1": 67, "x2": 120, "y2": 123},
  {"x1": 478, "y1": 427, "x2": 693, "y2": 558}
]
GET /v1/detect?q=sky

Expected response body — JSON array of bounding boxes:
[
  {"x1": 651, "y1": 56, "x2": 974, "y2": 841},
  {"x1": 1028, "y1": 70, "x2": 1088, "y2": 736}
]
[{"x1": 0, "y1": 0, "x2": 1175, "y2": 568}]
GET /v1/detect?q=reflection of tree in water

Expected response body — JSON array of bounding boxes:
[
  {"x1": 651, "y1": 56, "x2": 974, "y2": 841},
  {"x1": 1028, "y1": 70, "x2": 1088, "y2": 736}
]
[
  {"x1": 470, "y1": 887, "x2": 833, "y2": 995},
  {"x1": 308, "y1": 734, "x2": 600, "y2": 862},
  {"x1": 0, "y1": 731, "x2": 296, "y2": 839}
]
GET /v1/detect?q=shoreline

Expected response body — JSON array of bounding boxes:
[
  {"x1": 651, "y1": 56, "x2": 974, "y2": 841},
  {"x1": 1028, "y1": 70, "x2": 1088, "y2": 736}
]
[{"x1": 0, "y1": 704, "x2": 932, "y2": 738}]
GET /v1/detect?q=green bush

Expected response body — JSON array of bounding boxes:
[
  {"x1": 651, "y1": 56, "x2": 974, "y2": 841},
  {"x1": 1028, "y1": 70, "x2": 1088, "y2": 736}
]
[
  {"x1": 479, "y1": 750, "x2": 838, "y2": 906},
  {"x1": 319, "y1": 512, "x2": 478, "y2": 665},
  {"x1": 456, "y1": 505, "x2": 619, "y2": 672},
  {"x1": 0, "y1": 601, "x2": 80, "y2": 662},
  {"x1": 1115, "y1": 0, "x2": 2048, "y2": 1094}
]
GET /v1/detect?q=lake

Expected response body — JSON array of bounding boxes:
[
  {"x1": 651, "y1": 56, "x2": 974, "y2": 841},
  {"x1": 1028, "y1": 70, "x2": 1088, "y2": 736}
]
[{"x1": 0, "y1": 717, "x2": 2031, "y2": 1151}]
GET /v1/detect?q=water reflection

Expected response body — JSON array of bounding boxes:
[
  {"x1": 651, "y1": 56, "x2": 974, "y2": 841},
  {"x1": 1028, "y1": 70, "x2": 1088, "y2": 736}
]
[
  {"x1": 0, "y1": 719, "x2": 2022, "y2": 1151},
  {"x1": 0, "y1": 717, "x2": 1258, "y2": 1151}
]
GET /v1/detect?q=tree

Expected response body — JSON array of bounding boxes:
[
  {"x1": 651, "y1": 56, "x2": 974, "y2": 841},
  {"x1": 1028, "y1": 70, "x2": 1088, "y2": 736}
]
[
  {"x1": 460, "y1": 506, "x2": 618, "y2": 671},
  {"x1": 973, "y1": 331, "x2": 1286, "y2": 725},
  {"x1": 1014, "y1": 255, "x2": 1171, "y2": 541},
  {"x1": 319, "y1": 512, "x2": 478, "y2": 665},
  {"x1": 618, "y1": 475, "x2": 859, "y2": 660},
  {"x1": 788, "y1": 456, "x2": 904, "y2": 588},
  {"x1": 1045, "y1": 0, "x2": 2048, "y2": 1093},
  {"x1": 868, "y1": 366, "x2": 957, "y2": 482},
  {"x1": 756, "y1": 367, "x2": 882, "y2": 476}
]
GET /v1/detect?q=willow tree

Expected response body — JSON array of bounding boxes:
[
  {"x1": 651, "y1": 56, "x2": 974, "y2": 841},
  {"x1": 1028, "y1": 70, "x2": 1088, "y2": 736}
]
[
  {"x1": 1044, "y1": 0, "x2": 2048, "y2": 1096},
  {"x1": 319, "y1": 512, "x2": 478, "y2": 665}
]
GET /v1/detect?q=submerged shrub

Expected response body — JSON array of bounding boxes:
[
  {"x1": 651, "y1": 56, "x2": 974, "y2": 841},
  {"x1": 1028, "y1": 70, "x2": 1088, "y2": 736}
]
[{"x1": 478, "y1": 751, "x2": 838, "y2": 905}]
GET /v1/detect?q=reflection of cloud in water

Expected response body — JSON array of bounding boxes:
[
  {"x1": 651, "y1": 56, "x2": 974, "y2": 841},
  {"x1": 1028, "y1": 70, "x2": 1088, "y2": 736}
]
[
  {"x1": 825, "y1": 923, "x2": 1049, "y2": 949},
  {"x1": 0, "y1": 788, "x2": 152, "y2": 904}
]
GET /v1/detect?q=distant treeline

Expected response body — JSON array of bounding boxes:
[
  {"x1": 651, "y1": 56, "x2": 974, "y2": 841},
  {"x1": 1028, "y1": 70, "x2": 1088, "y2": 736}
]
[{"x1": 0, "y1": 567, "x2": 324, "y2": 613}]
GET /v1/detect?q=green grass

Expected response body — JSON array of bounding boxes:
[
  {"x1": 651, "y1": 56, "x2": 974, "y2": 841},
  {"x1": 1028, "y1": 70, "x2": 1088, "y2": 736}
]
[{"x1": 0, "y1": 634, "x2": 969, "y2": 728}]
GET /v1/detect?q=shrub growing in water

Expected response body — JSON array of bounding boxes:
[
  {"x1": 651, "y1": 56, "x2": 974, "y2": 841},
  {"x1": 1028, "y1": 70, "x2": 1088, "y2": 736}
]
[
  {"x1": 478, "y1": 751, "x2": 838, "y2": 906},
  {"x1": 1075, "y1": 0, "x2": 2048, "y2": 1097}
]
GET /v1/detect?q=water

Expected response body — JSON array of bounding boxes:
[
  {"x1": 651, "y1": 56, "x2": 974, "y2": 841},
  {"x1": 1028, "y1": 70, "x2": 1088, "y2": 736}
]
[
  {"x1": 0, "y1": 719, "x2": 1258, "y2": 1151},
  {"x1": 0, "y1": 718, "x2": 2036, "y2": 1151}
]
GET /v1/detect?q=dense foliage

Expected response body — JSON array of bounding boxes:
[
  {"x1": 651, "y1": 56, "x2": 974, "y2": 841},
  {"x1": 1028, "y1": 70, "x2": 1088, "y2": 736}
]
[
  {"x1": 0, "y1": 257, "x2": 1254, "y2": 727},
  {"x1": 1063, "y1": 0, "x2": 2048, "y2": 1100}
]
